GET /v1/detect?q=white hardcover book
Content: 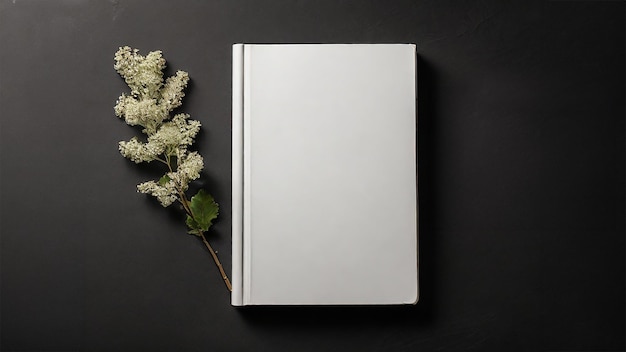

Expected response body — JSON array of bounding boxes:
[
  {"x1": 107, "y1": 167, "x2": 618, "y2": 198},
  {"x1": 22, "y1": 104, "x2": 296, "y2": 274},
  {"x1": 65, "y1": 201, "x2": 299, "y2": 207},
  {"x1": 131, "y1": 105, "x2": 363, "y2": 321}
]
[{"x1": 232, "y1": 44, "x2": 418, "y2": 306}]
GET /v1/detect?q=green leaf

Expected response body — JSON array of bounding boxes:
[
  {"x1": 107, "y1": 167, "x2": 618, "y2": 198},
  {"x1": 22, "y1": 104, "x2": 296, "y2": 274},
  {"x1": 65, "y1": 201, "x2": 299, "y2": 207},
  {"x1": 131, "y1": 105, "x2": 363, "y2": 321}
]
[
  {"x1": 186, "y1": 215, "x2": 201, "y2": 235},
  {"x1": 186, "y1": 189, "x2": 219, "y2": 234},
  {"x1": 158, "y1": 174, "x2": 171, "y2": 186}
]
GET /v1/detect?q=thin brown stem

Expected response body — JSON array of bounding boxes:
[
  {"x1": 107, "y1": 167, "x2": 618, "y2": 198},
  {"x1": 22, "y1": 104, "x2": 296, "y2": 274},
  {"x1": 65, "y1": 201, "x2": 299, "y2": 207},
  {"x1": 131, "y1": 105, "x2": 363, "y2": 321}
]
[
  {"x1": 200, "y1": 231, "x2": 232, "y2": 292},
  {"x1": 155, "y1": 156, "x2": 169, "y2": 166},
  {"x1": 164, "y1": 154, "x2": 174, "y2": 172},
  {"x1": 179, "y1": 191, "x2": 231, "y2": 292},
  {"x1": 178, "y1": 193, "x2": 193, "y2": 216},
  {"x1": 160, "y1": 151, "x2": 231, "y2": 292}
]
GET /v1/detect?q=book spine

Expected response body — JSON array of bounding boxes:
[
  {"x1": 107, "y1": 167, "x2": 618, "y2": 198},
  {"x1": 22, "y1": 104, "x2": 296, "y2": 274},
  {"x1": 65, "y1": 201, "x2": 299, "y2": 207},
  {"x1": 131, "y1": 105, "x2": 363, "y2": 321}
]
[
  {"x1": 231, "y1": 44, "x2": 244, "y2": 306},
  {"x1": 242, "y1": 45, "x2": 253, "y2": 305},
  {"x1": 412, "y1": 44, "x2": 420, "y2": 305}
]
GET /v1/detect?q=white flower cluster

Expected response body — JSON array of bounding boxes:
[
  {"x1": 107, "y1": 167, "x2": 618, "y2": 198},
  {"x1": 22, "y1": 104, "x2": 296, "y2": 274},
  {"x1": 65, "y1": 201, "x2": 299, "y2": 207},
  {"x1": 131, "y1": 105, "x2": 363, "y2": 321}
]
[
  {"x1": 135, "y1": 152, "x2": 204, "y2": 207},
  {"x1": 161, "y1": 71, "x2": 190, "y2": 113},
  {"x1": 114, "y1": 46, "x2": 205, "y2": 207},
  {"x1": 137, "y1": 178, "x2": 178, "y2": 207},
  {"x1": 114, "y1": 46, "x2": 190, "y2": 135},
  {"x1": 114, "y1": 46, "x2": 166, "y2": 98},
  {"x1": 118, "y1": 113, "x2": 201, "y2": 163},
  {"x1": 175, "y1": 152, "x2": 204, "y2": 187}
]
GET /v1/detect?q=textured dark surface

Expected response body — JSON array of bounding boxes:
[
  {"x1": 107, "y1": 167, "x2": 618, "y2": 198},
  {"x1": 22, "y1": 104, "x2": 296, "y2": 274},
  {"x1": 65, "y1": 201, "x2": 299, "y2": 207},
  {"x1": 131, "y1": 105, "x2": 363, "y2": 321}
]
[{"x1": 0, "y1": 1, "x2": 624, "y2": 351}]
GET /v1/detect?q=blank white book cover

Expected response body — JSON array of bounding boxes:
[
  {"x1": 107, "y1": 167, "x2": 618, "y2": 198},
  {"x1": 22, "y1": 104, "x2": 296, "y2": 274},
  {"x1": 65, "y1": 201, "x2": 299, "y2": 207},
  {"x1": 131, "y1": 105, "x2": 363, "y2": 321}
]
[{"x1": 232, "y1": 44, "x2": 418, "y2": 306}]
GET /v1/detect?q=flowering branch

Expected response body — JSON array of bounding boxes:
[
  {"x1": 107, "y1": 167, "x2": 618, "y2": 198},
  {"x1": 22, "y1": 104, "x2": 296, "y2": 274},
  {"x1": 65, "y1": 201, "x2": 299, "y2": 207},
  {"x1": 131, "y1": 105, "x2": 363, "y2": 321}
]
[{"x1": 113, "y1": 46, "x2": 231, "y2": 292}]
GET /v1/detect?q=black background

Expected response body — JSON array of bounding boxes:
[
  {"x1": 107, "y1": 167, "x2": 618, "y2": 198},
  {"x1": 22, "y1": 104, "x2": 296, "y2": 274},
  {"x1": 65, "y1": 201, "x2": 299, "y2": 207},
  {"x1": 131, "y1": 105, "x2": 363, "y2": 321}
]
[{"x1": 1, "y1": 1, "x2": 624, "y2": 351}]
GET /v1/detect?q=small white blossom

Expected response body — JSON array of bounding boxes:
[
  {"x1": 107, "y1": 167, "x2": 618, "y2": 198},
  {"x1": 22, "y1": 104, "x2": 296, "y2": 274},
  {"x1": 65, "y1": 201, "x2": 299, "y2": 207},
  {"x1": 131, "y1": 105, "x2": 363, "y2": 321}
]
[
  {"x1": 146, "y1": 123, "x2": 182, "y2": 155},
  {"x1": 177, "y1": 152, "x2": 204, "y2": 183},
  {"x1": 137, "y1": 179, "x2": 178, "y2": 207},
  {"x1": 164, "y1": 152, "x2": 204, "y2": 194},
  {"x1": 114, "y1": 46, "x2": 166, "y2": 99},
  {"x1": 115, "y1": 95, "x2": 169, "y2": 135},
  {"x1": 118, "y1": 137, "x2": 164, "y2": 163},
  {"x1": 161, "y1": 71, "x2": 190, "y2": 112}
]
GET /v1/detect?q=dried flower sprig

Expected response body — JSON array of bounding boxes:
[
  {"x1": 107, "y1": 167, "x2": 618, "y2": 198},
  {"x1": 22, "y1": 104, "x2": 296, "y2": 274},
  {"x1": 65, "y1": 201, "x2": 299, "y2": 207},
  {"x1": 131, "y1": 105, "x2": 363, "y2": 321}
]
[{"x1": 114, "y1": 46, "x2": 231, "y2": 291}]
